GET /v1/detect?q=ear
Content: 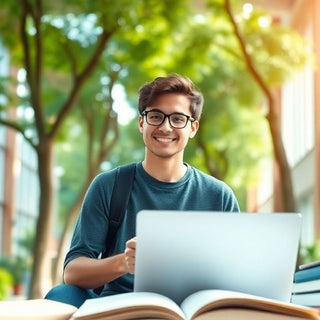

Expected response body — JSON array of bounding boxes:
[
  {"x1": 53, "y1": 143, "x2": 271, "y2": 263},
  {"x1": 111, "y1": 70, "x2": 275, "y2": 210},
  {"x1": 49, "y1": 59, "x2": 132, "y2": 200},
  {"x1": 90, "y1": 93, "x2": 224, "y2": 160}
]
[
  {"x1": 138, "y1": 115, "x2": 144, "y2": 133},
  {"x1": 189, "y1": 120, "x2": 199, "y2": 138}
]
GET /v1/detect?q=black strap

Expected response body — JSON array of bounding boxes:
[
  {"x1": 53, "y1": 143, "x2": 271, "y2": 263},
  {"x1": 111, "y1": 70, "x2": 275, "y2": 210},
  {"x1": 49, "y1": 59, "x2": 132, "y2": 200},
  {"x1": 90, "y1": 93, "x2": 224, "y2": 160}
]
[
  {"x1": 94, "y1": 163, "x2": 136, "y2": 295},
  {"x1": 104, "y1": 162, "x2": 136, "y2": 256}
]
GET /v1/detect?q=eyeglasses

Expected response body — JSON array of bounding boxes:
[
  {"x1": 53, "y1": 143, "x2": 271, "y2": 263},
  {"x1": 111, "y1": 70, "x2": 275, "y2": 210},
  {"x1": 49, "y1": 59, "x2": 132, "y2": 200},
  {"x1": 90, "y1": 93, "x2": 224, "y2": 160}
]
[{"x1": 142, "y1": 109, "x2": 195, "y2": 129}]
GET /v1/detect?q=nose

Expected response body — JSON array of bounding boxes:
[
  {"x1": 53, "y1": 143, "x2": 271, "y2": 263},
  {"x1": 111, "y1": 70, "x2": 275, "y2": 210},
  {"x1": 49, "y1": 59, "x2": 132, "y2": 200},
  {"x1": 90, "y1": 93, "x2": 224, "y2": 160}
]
[{"x1": 158, "y1": 115, "x2": 172, "y2": 131}]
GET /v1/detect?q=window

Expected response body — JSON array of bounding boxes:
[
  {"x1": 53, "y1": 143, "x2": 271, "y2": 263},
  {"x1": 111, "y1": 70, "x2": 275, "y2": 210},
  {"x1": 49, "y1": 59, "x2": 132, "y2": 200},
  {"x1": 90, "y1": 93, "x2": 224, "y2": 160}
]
[{"x1": 281, "y1": 64, "x2": 315, "y2": 167}]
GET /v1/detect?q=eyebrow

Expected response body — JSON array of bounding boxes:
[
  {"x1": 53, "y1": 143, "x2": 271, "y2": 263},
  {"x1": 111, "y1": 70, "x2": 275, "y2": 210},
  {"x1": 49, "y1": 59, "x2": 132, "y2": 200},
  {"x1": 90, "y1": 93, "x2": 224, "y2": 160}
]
[{"x1": 147, "y1": 108, "x2": 189, "y2": 116}]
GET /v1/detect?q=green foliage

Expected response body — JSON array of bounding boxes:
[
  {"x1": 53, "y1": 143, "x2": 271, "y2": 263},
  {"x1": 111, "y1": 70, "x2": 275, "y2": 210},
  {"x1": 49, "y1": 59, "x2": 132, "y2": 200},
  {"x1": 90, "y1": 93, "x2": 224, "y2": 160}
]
[
  {"x1": 244, "y1": 26, "x2": 313, "y2": 85},
  {"x1": 0, "y1": 268, "x2": 13, "y2": 300},
  {"x1": 0, "y1": 256, "x2": 27, "y2": 285},
  {"x1": 56, "y1": 119, "x2": 88, "y2": 224},
  {"x1": 107, "y1": 119, "x2": 144, "y2": 167},
  {"x1": 0, "y1": 0, "x2": 192, "y2": 135},
  {"x1": 17, "y1": 229, "x2": 35, "y2": 262},
  {"x1": 300, "y1": 241, "x2": 320, "y2": 264},
  {"x1": 182, "y1": 31, "x2": 271, "y2": 190}
]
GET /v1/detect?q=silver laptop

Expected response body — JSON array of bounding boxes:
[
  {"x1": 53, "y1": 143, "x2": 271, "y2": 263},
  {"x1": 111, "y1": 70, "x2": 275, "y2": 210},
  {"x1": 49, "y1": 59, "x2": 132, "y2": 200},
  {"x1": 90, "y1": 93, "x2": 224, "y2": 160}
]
[{"x1": 134, "y1": 210, "x2": 301, "y2": 304}]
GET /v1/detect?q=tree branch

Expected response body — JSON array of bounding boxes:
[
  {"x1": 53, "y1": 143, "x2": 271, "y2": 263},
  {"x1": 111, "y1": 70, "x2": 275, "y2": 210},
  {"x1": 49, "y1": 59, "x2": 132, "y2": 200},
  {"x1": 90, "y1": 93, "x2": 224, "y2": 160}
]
[
  {"x1": 49, "y1": 29, "x2": 114, "y2": 140},
  {"x1": 224, "y1": 0, "x2": 274, "y2": 109},
  {"x1": 0, "y1": 118, "x2": 37, "y2": 150},
  {"x1": 20, "y1": 0, "x2": 45, "y2": 137},
  {"x1": 20, "y1": 0, "x2": 33, "y2": 92},
  {"x1": 34, "y1": 0, "x2": 43, "y2": 110}
]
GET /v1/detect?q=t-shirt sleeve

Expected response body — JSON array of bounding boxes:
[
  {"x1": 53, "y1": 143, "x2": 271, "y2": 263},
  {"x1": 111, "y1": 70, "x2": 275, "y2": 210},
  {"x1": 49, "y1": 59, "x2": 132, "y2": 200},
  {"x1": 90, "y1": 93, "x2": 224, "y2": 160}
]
[
  {"x1": 222, "y1": 184, "x2": 240, "y2": 212},
  {"x1": 64, "y1": 171, "x2": 115, "y2": 269}
]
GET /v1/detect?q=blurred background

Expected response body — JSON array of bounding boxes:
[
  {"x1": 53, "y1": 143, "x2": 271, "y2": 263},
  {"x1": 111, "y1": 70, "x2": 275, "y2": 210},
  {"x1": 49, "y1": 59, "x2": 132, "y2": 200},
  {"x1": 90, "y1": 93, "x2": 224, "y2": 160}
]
[{"x1": 0, "y1": 0, "x2": 319, "y2": 300}]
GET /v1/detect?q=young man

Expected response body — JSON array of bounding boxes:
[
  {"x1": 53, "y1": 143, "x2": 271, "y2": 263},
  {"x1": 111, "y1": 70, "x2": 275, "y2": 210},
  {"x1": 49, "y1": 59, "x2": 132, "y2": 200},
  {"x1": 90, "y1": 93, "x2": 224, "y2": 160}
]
[{"x1": 45, "y1": 74, "x2": 239, "y2": 307}]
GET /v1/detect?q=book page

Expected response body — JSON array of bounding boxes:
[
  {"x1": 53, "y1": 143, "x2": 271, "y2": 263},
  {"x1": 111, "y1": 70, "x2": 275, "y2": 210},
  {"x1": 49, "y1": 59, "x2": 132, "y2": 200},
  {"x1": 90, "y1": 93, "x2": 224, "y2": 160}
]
[
  {"x1": 180, "y1": 290, "x2": 319, "y2": 320},
  {"x1": 194, "y1": 308, "x2": 316, "y2": 320},
  {"x1": 181, "y1": 290, "x2": 248, "y2": 318},
  {"x1": 72, "y1": 292, "x2": 185, "y2": 320}
]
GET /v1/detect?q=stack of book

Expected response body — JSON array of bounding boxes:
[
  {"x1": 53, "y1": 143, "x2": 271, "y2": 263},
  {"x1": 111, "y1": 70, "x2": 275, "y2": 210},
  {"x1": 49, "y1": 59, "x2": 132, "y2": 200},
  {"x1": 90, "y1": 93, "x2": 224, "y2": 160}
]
[{"x1": 291, "y1": 261, "x2": 320, "y2": 308}]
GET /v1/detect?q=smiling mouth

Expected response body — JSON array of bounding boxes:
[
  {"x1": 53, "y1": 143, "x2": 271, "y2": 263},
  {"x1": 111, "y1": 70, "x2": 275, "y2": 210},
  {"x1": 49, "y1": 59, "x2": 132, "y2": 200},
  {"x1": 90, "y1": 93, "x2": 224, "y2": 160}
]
[{"x1": 154, "y1": 137, "x2": 176, "y2": 143}]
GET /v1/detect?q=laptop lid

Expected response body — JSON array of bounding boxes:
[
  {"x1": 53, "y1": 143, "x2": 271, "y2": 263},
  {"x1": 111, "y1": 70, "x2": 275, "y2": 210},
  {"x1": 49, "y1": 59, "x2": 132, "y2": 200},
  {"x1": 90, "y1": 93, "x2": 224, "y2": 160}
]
[{"x1": 134, "y1": 210, "x2": 301, "y2": 304}]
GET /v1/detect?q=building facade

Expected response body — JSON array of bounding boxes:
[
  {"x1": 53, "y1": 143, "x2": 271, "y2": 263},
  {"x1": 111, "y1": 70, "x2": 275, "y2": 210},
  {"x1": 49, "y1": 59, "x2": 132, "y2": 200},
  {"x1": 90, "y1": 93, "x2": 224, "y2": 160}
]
[{"x1": 0, "y1": 39, "x2": 39, "y2": 258}]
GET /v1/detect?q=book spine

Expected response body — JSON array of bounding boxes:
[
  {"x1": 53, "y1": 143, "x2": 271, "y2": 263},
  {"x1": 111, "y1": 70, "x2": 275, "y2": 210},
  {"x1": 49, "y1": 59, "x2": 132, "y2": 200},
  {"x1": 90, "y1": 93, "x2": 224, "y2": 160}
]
[
  {"x1": 291, "y1": 292, "x2": 320, "y2": 307},
  {"x1": 294, "y1": 266, "x2": 320, "y2": 283},
  {"x1": 292, "y1": 279, "x2": 320, "y2": 294}
]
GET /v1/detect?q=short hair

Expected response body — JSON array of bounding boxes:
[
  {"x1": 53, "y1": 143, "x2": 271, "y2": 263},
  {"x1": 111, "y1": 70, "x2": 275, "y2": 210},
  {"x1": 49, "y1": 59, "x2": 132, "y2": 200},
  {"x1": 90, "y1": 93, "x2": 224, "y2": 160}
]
[{"x1": 138, "y1": 74, "x2": 204, "y2": 120}]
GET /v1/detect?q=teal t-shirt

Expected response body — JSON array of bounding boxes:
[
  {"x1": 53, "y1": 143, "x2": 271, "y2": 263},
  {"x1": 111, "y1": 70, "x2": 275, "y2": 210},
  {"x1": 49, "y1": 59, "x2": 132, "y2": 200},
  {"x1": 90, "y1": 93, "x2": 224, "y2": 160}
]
[{"x1": 64, "y1": 162, "x2": 239, "y2": 295}]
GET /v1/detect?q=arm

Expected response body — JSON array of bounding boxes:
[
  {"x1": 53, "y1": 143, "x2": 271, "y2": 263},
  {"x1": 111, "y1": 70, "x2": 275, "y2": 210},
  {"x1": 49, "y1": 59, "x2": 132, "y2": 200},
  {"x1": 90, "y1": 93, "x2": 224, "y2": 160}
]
[
  {"x1": 63, "y1": 171, "x2": 136, "y2": 290},
  {"x1": 64, "y1": 254, "x2": 127, "y2": 289},
  {"x1": 64, "y1": 237, "x2": 137, "y2": 289}
]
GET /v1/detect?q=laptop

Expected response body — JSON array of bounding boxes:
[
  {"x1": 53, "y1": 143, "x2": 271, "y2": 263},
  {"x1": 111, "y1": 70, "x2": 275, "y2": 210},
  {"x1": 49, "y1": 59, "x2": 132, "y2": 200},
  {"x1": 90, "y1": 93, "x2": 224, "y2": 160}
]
[{"x1": 134, "y1": 210, "x2": 301, "y2": 304}]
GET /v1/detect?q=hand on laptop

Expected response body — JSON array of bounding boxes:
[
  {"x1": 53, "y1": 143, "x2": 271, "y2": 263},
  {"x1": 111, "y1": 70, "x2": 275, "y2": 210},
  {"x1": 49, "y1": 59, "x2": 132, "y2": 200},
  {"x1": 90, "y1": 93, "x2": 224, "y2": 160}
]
[{"x1": 125, "y1": 236, "x2": 136, "y2": 274}]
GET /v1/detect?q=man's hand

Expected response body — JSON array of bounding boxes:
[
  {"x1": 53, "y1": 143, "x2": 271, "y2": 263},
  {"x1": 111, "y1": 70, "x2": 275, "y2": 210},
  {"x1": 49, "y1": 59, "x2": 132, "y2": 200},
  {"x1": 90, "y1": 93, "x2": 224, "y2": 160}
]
[{"x1": 124, "y1": 237, "x2": 136, "y2": 274}]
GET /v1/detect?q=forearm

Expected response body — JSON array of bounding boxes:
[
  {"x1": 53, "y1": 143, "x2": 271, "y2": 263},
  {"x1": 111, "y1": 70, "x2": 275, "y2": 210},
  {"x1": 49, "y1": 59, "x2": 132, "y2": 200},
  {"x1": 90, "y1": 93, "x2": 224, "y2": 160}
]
[{"x1": 63, "y1": 254, "x2": 129, "y2": 289}]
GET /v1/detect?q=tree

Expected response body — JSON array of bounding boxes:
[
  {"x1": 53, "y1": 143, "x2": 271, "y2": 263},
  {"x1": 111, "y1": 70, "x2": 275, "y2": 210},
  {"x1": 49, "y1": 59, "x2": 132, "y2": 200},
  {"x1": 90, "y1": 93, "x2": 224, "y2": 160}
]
[
  {"x1": 0, "y1": 0, "x2": 192, "y2": 298},
  {"x1": 1, "y1": 2, "x2": 114, "y2": 297},
  {"x1": 222, "y1": 0, "x2": 313, "y2": 212}
]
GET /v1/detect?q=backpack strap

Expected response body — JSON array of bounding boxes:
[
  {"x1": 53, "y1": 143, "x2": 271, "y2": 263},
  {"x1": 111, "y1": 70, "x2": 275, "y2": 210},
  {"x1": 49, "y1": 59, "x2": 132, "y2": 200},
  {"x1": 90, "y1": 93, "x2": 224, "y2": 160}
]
[
  {"x1": 104, "y1": 162, "x2": 136, "y2": 257},
  {"x1": 94, "y1": 163, "x2": 136, "y2": 295}
]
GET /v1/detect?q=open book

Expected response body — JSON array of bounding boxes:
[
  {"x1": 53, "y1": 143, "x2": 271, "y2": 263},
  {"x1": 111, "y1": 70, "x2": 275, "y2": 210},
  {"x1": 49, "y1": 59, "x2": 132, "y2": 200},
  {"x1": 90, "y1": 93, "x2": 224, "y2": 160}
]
[
  {"x1": 1, "y1": 290, "x2": 319, "y2": 320},
  {"x1": 70, "y1": 290, "x2": 320, "y2": 320}
]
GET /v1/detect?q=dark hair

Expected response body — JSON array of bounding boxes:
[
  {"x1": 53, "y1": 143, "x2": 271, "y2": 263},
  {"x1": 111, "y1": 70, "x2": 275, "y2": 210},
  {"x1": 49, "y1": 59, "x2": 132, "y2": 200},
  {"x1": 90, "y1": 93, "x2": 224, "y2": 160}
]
[{"x1": 138, "y1": 74, "x2": 204, "y2": 120}]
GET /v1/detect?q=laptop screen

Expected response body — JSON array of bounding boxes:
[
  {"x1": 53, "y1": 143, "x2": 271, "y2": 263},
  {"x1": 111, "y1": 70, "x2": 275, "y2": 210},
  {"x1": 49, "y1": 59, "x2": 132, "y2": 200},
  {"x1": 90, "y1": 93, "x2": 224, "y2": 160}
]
[{"x1": 134, "y1": 210, "x2": 301, "y2": 304}]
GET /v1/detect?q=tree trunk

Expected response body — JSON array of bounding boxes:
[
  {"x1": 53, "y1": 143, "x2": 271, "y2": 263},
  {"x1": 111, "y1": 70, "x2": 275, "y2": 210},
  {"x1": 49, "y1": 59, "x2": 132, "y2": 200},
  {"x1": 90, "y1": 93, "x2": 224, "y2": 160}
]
[
  {"x1": 266, "y1": 90, "x2": 296, "y2": 212},
  {"x1": 28, "y1": 139, "x2": 55, "y2": 298}
]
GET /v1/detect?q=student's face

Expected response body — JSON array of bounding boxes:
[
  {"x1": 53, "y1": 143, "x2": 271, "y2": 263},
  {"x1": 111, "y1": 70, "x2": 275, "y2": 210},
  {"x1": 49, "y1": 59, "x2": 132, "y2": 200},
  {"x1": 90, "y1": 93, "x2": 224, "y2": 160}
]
[{"x1": 138, "y1": 93, "x2": 199, "y2": 160}]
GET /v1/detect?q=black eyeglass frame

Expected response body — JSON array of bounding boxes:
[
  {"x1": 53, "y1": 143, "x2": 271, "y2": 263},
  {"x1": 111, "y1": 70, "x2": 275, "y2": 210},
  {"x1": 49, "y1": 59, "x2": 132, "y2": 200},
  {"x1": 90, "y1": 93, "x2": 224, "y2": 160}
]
[{"x1": 141, "y1": 109, "x2": 195, "y2": 129}]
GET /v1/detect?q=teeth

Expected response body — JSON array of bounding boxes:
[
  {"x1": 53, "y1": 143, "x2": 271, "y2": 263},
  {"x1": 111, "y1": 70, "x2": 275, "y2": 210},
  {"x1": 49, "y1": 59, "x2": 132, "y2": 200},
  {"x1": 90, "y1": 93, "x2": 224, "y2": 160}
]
[{"x1": 156, "y1": 137, "x2": 173, "y2": 142}]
